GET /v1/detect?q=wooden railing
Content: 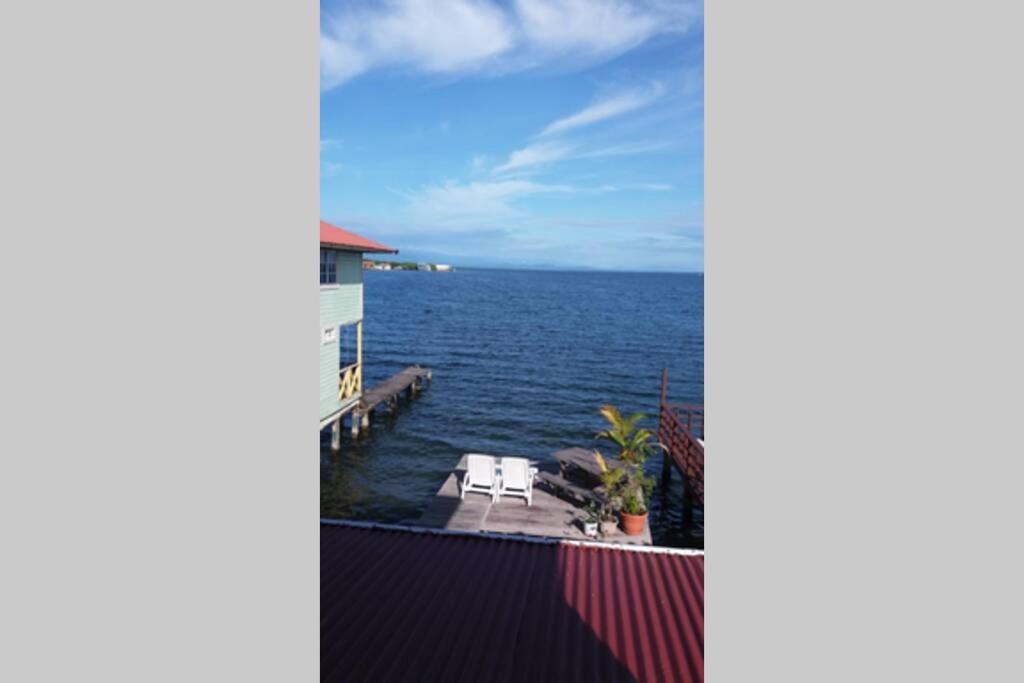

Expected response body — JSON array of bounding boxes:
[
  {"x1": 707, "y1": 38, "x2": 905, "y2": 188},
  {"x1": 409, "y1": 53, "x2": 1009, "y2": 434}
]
[
  {"x1": 668, "y1": 403, "x2": 704, "y2": 441},
  {"x1": 658, "y1": 370, "x2": 704, "y2": 506},
  {"x1": 339, "y1": 362, "x2": 362, "y2": 402}
]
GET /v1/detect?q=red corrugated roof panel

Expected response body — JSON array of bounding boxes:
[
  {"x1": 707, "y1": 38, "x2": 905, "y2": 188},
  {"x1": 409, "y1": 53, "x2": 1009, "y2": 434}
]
[
  {"x1": 321, "y1": 522, "x2": 704, "y2": 682},
  {"x1": 320, "y1": 220, "x2": 397, "y2": 254}
]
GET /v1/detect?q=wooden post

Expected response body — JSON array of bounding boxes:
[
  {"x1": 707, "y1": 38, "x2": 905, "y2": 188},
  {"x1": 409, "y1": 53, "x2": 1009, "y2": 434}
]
[
  {"x1": 660, "y1": 368, "x2": 671, "y2": 485},
  {"x1": 351, "y1": 412, "x2": 360, "y2": 439},
  {"x1": 331, "y1": 417, "x2": 341, "y2": 452},
  {"x1": 360, "y1": 411, "x2": 369, "y2": 429},
  {"x1": 356, "y1": 320, "x2": 363, "y2": 395}
]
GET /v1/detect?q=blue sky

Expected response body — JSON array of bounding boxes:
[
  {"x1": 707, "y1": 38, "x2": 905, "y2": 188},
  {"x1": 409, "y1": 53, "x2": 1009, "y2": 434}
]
[{"x1": 321, "y1": 0, "x2": 703, "y2": 272}]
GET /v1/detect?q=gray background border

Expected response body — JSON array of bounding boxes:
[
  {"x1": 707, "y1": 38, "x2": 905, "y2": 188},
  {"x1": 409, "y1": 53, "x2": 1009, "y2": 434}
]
[
  {"x1": 708, "y1": 0, "x2": 1023, "y2": 680},
  {"x1": 1, "y1": 0, "x2": 1022, "y2": 680},
  {"x1": 1, "y1": 0, "x2": 318, "y2": 680}
]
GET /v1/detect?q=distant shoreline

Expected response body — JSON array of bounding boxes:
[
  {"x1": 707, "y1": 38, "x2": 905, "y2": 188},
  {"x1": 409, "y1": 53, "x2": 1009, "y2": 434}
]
[
  {"x1": 363, "y1": 263, "x2": 703, "y2": 276},
  {"x1": 363, "y1": 260, "x2": 454, "y2": 272}
]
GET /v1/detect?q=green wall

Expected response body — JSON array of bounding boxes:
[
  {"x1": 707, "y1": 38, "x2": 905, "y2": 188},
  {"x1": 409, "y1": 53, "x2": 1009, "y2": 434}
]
[{"x1": 320, "y1": 250, "x2": 363, "y2": 423}]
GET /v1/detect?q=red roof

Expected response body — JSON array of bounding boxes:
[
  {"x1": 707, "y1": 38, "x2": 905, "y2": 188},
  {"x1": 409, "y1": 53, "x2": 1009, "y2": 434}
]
[
  {"x1": 321, "y1": 522, "x2": 704, "y2": 682},
  {"x1": 319, "y1": 220, "x2": 397, "y2": 254}
]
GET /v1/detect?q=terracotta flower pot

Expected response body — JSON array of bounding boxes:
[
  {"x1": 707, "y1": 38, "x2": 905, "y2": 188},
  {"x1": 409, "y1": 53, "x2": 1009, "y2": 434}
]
[{"x1": 620, "y1": 511, "x2": 647, "y2": 536}]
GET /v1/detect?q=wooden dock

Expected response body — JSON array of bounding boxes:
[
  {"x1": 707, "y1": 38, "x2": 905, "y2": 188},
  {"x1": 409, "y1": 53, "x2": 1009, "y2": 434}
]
[
  {"x1": 415, "y1": 453, "x2": 652, "y2": 545},
  {"x1": 350, "y1": 365, "x2": 431, "y2": 437}
]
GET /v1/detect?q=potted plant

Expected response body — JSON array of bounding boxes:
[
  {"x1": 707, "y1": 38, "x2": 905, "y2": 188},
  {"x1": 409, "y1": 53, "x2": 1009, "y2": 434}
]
[
  {"x1": 581, "y1": 504, "x2": 600, "y2": 537},
  {"x1": 598, "y1": 503, "x2": 619, "y2": 537},
  {"x1": 618, "y1": 472, "x2": 655, "y2": 536},
  {"x1": 592, "y1": 450, "x2": 624, "y2": 535},
  {"x1": 594, "y1": 405, "x2": 663, "y2": 537}
]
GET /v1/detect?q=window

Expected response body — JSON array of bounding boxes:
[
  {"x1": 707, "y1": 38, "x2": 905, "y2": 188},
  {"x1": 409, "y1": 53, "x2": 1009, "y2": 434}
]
[
  {"x1": 321, "y1": 326, "x2": 337, "y2": 345},
  {"x1": 339, "y1": 323, "x2": 358, "y2": 366},
  {"x1": 320, "y1": 249, "x2": 337, "y2": 284}
]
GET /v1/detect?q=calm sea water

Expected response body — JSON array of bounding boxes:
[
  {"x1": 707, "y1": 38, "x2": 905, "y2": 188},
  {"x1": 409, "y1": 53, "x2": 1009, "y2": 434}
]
[{"x1": 320, "y1": 268, "x2": 704, "y2": 548}]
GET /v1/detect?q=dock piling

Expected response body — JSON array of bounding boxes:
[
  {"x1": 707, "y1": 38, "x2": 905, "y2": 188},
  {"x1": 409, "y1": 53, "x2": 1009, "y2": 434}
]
[
  {"x1": 659, "y1": 368, "x2": 671, "y2": 485},
  {"x1": 331, "y1": 418, "x2": 341, "y2": 452},
  {"x1": 350, "y1": 365, "x2": 431, "y2": 438}
]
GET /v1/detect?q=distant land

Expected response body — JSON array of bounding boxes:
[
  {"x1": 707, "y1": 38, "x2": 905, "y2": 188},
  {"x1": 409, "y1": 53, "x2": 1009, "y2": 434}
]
[
  {"x1": 363, "y1": 259, "x2": 454, "y2": 272},
  {"x1": 362, "y1": 259, "x2": 703, "y2": 275}
]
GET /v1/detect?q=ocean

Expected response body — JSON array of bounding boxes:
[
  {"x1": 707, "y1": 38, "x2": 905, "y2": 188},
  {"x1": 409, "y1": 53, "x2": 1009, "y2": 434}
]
[{"x1": 320, "y1": 268, "x2": 704, "y2": 548}]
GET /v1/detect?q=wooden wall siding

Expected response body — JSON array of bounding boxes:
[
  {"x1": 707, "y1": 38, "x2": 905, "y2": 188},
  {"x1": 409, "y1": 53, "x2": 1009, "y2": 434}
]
[
  {"x1": 320, "y1": 250, "x2": 364, "y2": 422},
  {"x1": 319, "y1": 251, "x2": 363, "y2": 328},
  {"x1": 320, "y1": 341, "x2": 341, "y2": 420}
]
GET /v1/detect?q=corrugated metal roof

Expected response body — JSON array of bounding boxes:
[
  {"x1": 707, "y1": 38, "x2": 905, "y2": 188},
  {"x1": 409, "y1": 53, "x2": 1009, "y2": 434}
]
[
  {"x1": 320, "y1": 220, "x2": 397, "y2": 254},
  {"x1": 321, "y1": 522, "x2": 703, "y2": 682}
]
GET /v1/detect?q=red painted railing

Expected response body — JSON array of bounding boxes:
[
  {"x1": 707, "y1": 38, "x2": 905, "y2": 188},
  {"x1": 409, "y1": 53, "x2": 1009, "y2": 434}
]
[{"x1": 658, "y1": 370, "x2": 704, "y2": 506}]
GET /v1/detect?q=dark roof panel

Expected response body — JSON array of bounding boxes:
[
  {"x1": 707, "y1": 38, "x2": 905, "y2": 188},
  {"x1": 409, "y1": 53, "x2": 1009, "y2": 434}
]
[{"x1": 321, "y1": 523, "x2": 704, "y2": 682}]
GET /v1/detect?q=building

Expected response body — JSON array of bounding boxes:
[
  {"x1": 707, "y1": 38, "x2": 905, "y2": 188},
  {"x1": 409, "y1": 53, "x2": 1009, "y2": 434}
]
[
  {"x1": 434, "y1": 264, "x2": 452, "y2": 272},
  {"x1": 320, "y1": 220, "x2": 397, "y2": 446},
  {"x1": 321, "y1": 520, "x2": 704, "y2": 682}
]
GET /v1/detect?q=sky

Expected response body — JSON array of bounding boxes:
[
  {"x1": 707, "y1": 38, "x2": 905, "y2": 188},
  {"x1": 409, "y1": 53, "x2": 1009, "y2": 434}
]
[{"x1": 320, "y1": 0, "x2": 703, "y2": 272}]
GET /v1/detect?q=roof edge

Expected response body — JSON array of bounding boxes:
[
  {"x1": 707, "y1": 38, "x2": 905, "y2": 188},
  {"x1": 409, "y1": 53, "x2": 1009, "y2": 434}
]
[
  {"x1": 320, "y1": 518, "x2": 705, "y2": 557},
  {"x1": 319, "y1": 242, "x2": 399, "y2": 255}
]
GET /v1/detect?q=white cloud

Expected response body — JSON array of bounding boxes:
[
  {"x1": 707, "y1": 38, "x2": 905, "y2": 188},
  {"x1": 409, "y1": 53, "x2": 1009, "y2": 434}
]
[
  {"x1": 491, "y1": 138, "x2": 671, "y2": 175},
  {"x1": 320, "y1": 0, "x2": 700, "y2": 91},
  {"x1": 575, "y1": 140, "x2": 674, "y2": 158},
  {"x1": 492, "y1": 142, "x2": 575, "y2": 175},
  {"x1": 410, "y1": 179, "x2": 575, "y2": 222},
  {"x1": 515, "y1": 0, "x2": 658, "y2": 57},
  {"x1": 320, "y1": 35, "x2": 371, "y2": 90},
  {"x1": 321, "y1": 0, "x2": 514, "y2": 90},
  {"x1": 365, "y1": 1, "x2": 513, "y2": 72},
  {"x1": 405, "y1": 177, "x2": 672, "y2": 226},
  {"x1": 539, "y1": 82, "x2": 665, "y2": 136},
  {"x1": 321, "y1": 160, "x2": 344, "y2": 177}
]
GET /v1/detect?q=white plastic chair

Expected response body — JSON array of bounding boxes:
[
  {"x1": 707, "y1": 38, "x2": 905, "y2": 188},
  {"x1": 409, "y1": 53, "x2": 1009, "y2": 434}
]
[
  {"x1": 460, "y1": 454, "x2": 499, "y2": 503},
  {"x1": 497, "y1": 457, "x2": 538, "y2": 506}
]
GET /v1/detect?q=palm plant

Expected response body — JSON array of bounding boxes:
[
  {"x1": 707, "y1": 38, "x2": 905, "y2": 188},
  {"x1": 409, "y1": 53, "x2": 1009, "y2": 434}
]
[
  {"x1": 594, "y1": 404, "x2": 663, "y2": 516},
  {"x1": 595, "y1": 405, "x2": 659, "y2": 467}
]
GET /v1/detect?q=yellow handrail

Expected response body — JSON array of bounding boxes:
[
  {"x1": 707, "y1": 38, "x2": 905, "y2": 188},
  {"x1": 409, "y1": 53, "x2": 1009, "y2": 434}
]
[{"x1": 338, "y1": 362, "x2": 362, "y2": 401}]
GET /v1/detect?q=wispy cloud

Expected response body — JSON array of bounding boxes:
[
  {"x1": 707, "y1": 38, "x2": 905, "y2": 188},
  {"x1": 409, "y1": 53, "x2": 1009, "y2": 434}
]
[
  {"x1": 321, "y1": 0, "x2": 700, "y2": 91},
  {"x1": 492, "y1": 138, "x2": 672, "y2": 176},
  {"x1": 409, "y1": 179, "x2": 575, "y2": 224},
  {"x1": 575, "y1": 140, "x2": 675, "y2": 159},
  {"x1": 321, "y1": 0, "x2": 513, "y2": 90},
  {"x1": 515, "y1": 0, "x2": 658, "y2": 54},
  {"x1": 486, "y1": 78, "x2": 670, "y2": 176},
  {"x1": 321, "y1": 160, "x2": 344, "y2": 178},
  {"x1": 540, "y1": 82, "x2": 665, "y2": 136},
  {"x1": 405, "y1": 177, "x2": 674, "y2": 226},
  {"x1": 492, "y1": 142, "x2": 575, "y2": 175}
]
